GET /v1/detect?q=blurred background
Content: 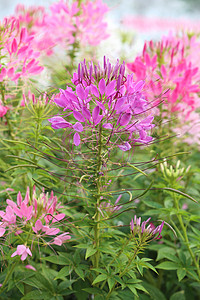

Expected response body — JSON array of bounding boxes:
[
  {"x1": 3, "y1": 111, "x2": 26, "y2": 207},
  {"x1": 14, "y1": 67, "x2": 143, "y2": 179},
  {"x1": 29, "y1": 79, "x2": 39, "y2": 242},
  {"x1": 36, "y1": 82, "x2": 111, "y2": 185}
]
[
  {"x1": 1, "y1": 0, "x2": 200, "y2": 60},
  {"x1": 1, "y1": 0, "x2": 200, "y2": 20}
]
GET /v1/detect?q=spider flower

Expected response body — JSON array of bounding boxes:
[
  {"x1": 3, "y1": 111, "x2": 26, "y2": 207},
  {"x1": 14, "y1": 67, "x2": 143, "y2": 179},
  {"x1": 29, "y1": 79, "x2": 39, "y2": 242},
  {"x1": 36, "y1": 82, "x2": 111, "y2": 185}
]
[
  {"x1": 0, "y1": 16, "x2": 43, "y2": 84},
  {"x1": 0, "y1": 187, "x2": 71, "y2": 260},
  {"x1": 15, "y1": 0, "x2": 109, "y2": 56},
  {"x1": 48, "y1": 57, "x2": 154, "y2": 151},
  {"x1": 130, "y1": 215, "x2": 164, "y2": 240},
  {"x1": 11, "y1": 245, "x2": 32, "y2": 261},
  {"x1": 127, "y1": 32, "x2": 200, "y2": 146}
]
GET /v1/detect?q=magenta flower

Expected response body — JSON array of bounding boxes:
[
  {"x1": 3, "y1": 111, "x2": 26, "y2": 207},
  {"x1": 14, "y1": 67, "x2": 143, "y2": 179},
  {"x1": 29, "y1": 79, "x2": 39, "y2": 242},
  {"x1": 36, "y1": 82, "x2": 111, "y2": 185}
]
[
  {"x1": 130, "y1": 215, "x2": 164, "y2": 240},
  {"x1": 49, "y1": 57, "x2": 154, "y2": 150},
  {"x1": 11, "y1": 245, "x2": 32, "y2": 261}
]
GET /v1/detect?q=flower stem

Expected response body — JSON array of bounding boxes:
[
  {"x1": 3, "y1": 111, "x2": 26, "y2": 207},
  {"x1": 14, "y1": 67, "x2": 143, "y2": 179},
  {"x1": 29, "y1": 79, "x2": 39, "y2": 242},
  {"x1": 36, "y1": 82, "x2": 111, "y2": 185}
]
[
  {"x1": 0, "y1": 261, "x2": 17, "y2": 292},
  {"x1": 106, "y1": 240, "x2": 144, "y2": 299},
  {"x1": 93, "y1": 125, "x2": 103, "y2": 270},
  {"x1": 174, "y1": 194, "x2": 200, "y2": 280}
]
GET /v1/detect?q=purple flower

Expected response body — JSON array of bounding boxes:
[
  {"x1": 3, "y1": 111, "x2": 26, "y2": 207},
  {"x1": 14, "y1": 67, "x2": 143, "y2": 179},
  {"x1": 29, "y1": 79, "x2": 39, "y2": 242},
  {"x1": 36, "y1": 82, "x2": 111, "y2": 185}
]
[
  {"x1": 49, "y1": 57, "x2": 154, "y2": 149},
  {"x1": 130, "y1": 215, "x2": 164, "y2": 240}
]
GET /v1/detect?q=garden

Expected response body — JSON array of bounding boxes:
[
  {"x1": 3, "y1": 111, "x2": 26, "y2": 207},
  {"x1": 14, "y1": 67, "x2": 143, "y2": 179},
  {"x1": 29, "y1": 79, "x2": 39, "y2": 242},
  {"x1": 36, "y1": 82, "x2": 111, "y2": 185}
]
[{"x1": 0, "y1": 0, "x2": 200, "y2": 299}]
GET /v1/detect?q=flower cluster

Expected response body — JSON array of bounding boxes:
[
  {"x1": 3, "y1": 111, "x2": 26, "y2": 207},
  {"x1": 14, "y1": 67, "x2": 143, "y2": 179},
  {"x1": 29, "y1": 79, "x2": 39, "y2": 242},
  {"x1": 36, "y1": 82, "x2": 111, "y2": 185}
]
[
  {"x1": 15, "y1": 0, "x2": 109, "y2": 56},
  {"x1": 48, "y1": 57, "x2": 154, "y2": 151},
  {"x1": 0, "y1": 16, "x2": 43, "y2": 83},
  {"x1": 127, "y1": 32, "x2": 200, "y2": 146},
  {"x1": 21, "y1": 90, "x2": 54, "y2": 107},
  {"x1": 130, "y1": 215, "x2": 164, "y2": 240},
  {"x1": 0, "y1": 187, "x2": 71, "y2": 261}
]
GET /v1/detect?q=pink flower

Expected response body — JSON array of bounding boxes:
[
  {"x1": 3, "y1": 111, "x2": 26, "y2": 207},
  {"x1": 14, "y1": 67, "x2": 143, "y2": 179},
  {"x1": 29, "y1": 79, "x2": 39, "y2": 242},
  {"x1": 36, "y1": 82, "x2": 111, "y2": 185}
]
[
  {"x1": 25, "y1": 265, "x2": 36, "y2": 271},
  {"x1": 15, "y1": 1, "x2": 109, "y2": 56},
  {"x1": 11, "y1": 245, "x2": 32, "y2": 261},
  {"x1": 0, "y1": 105, "x2": 8, "y2": 117},
  {"x1": 127, "y1": 32, "x2": 200, "y2": 146},
  {"x1": 53, "y1": 232, "x2": 71, "y2": 246}
]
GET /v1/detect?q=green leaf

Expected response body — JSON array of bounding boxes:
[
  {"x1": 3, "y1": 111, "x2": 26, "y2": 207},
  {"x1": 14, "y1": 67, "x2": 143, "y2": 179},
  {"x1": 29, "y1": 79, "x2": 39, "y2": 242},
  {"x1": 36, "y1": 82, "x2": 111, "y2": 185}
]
[
  {"x1": 156, "y1": 261, "x2": 179, "y2": 270},
  {"x1": 156, "y1": 247, "x2": 176, "y2": 262},
  {"x1": 83, "y1": 287, "x2": 103, "y2": 295},
  {"x1": 16, "y1": 282, "x2": 24, "y2": 295},
  {"x1": 54, "y1": 266, "x2": 72, "y2": 280},
  {"x1": 127, "y1": 284, "x2": 138, "y2": 296},
  {"x1": 108, "y1": 277, "x2": 115, "y2": 291},
  {"x1": 177, "y1": 268, "x2": 187, "y2": 282},
  {"x1": 85, "y1": 246, "x2": 97, "y2": 259},
  {"x1": 75, "y1": 267, "x2": 85, "y2": 280},
  {"x1": 42, "y1": 255, "x2": 68, "y2": 265},
  {"x1": 142, "y1": 282, "x2": 167, "y2": 300},
  {"x1": 22, "y1": 290, "x2": 52, "y2": 300},
  {"x1": 142, "y1": 200, "x2": 163, "y2": 208},
  {"x1": 157, "y1": 252, "x2": 180, "y2": 264},
  {"x1": 170, "y1": 291, "x2": 185, "y2": 300},
  {"x1": 92, "y1": 274, "x2": 108, "y2": 285},
  {"x1": 74, "y1": 244, "x2": 88, "y2": 249}
]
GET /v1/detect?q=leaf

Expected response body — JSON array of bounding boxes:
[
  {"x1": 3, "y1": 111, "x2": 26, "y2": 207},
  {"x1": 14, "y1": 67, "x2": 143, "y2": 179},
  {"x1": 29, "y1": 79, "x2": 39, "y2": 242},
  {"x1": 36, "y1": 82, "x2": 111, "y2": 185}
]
[
  {"x1": 142, "y1": 282, "x2": 167, "y2": 300},
  {"x1": 54, "y1": 266, "x2": 71, "y2": 280},
  {"x1": 142, "y1": 200, "x2": 163, "y2": 208},
  {"x1": 156, "y1": 261, "x2": 179, "y2": 270},
  {"x1": 108, "y1": 277, "x2": 115, "y2": 291},
  {"x1": 85, "y1": 246, "x2": 97, "y2": 259},
  {"x1": 83, "y1": 287, "x2": 103, "y2": 295},
  {"x1": 157, "y1": 252, "x2": 180, "y2": 264},
  {"x1": 92, "y1": 274, "x2": 108, "y2": 285},
  {"x1": 22, "y1": 290, "x2": 52, "y2": 300},
  {"x1": 75, "y1": 267, "x2": 85, "y2": 280},
  {"x1": 16, "y1": 282, "x2": 24, "y2": 295},
  {"x1": 58, "y1": 280, "x2": 76, "y2": 294},
  {"x1": 170, "y1": 291, "x2": 185, "y2": 300},
  {"x1": 156, "y1": 247, "x2": 176, "y2": 262},
  {"x1": 42, "y1": 255, "x2": 68, "y2": 265},
  {"x1": 177, "y1": 268, "x2": 187, "y2": 282},
  {"x1": 127, "y1": 284, "x2": 138, "y2": 296}
]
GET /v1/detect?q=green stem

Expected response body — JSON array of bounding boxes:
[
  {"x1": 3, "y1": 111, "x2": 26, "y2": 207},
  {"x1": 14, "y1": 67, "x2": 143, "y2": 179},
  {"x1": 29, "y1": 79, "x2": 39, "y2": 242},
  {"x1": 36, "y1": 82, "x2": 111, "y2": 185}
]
[
  {"x1": 0, "y1": 262, "x2": 17, "y2": 292},
  {"x1": 106, "y1": 240, "x2": 144, "y2": 299},
  {"x1": 93, "y1": 125, "x2": 102, "y2": 270},
  {"x1": 174, "y1": 194, "x2": 200, "y2": 280}
]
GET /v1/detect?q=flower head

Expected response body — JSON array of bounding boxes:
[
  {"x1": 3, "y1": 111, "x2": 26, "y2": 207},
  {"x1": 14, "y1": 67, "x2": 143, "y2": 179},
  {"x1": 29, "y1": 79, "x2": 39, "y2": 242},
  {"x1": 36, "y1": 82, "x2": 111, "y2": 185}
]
[
  {"x1": 49, "y1": 57, "x2": 154, "y2": 150},
  {"x1": 0, "y1": 187, "x2": 71, "y2": 261},
  {"x1": 11, "y1": 245, "x2": 32, "y2": 261},
  {"x1": 130, "y1": 215, "x2": 164, "y2": 240}
]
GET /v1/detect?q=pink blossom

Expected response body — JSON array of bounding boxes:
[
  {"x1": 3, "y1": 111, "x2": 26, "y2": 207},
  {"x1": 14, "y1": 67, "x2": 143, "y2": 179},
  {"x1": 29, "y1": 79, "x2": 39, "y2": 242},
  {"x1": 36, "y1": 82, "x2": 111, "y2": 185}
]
[
  {"x1": 15, "y1": 1, "x2": 109, "y2": 56},
  {"x1": 53, "y1": 232, "x2": 71, "y2": 246},
  {"x1": 0, "y1": 187, "x2": 70, "y2": 256},
  {"x1": 11, "y1": 245, "x2": 32, "y2": 261},
  {"x1": 0, "y1": 15, "x2": 44, "y2": 112},
  {"x1": 25, "y1": 265, "x2": 36, "y2": 271},
  {"x1": 0, "y1": 105, "x2": 8, "y2": 117},
  {"x1": 127, "y1": 32, "x2": 200, "y2": 146}
]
